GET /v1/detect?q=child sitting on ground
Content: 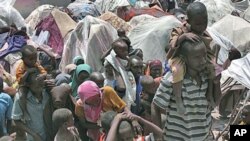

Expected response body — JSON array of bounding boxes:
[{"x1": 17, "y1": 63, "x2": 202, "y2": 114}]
[
  {"x1": 53, "y1": 108, "x2": 81, "y2": 141},
  {"x1": 16, "y1": 45, "x2": 47, "y2": 118},
  {"x1": 167, "y1": 2, "x2": 217, "y2": 114},
  {"x1": 106, "y1": 112, "x2": 163, "y2": 141}
]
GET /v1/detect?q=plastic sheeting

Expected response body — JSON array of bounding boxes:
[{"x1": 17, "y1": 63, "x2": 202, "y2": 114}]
[
  {"x1": 94, "y1": 0, "x2": 130, "y2": 14},
  {"x1": 0, "y1": 0, "x2": 25, "y2": 28},
  {"x1": 223, "y1": 53, "x2": 250, "y2": 89},
  {"x1": 230, "y1": 0, "x2": 249, "y2": 12},
  {"x1": 128, "y1": 15, "x2": 181, "y2": 64},
  {"x1": 195, "y1": 0, "x2": 235, "y2": 26},
  {"x1": 212, "y1": 14, "x2": 250, "y2": 56},
  {"x1": 60, "y1": 16, "x2": 118, "y2": 72},
  {"x1": 242, "y1": 6, "x2": 250, "y2": 23},
  {"x1": 207, "y1": 27, "x2": 236, "y2": 65},
  {"x1": 25, "y1": 5, "x2": 54, "y2": 34},
  {"x1": 129, "y1": 14, "x2": 157, "y2": 28}
]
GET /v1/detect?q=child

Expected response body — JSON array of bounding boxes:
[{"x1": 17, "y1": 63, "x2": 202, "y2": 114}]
[
  {"x1": 0, "y1": 77, "x2": 13, "y2": 137},
  {"x1": 106, "y1": 112, "x2": 163, "y2": 141},
  {"x1": 53, "y1": 108, "x2": 81, "y2": 141},
  {"x1": 89, "y1": 72, "x2": 105, "y2": 88},
  {"x1": 167, "y1": 2, "x2": 216, "y2": 114},
  {"x1": 99, "y1": 111, "x2": 118, "y2": 141},
  {"x1": 16, "y1": 45, "x2": 47, "y2": 119}
]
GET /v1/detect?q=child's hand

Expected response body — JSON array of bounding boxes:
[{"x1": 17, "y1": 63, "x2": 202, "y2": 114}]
[
  {"x1": 180, "y1": 33, "x2": 200, "y2": 43},
  {"x1": 115, "y1": 112, "x2": 128, "y2": 121}
]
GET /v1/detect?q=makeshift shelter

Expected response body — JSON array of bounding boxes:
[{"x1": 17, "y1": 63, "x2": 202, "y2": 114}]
[
  {"x1": 67, "y1": 0, "x2": 100, "y2": 22},
  {"x1": 212, "y1": 14, "x2": 250, "y2": 56},
  {"x1": 128, "y1": 15, "x2": 181, "y2": 64},
  {"x1": 60, "y1": 16, "x2": 118, "y2": 72},
  {"x1": 0, "y1": 0, "x2": 26, "y2": 28},
  {"x1": 195, "y1": 0, "x2": 235, "y2": 26},
  {"x1": 129, "y1": 14, "x2": 157, "y2": 28},
  {"x1": 99, "y1": 12, "x2": 132, "y2": 33}
]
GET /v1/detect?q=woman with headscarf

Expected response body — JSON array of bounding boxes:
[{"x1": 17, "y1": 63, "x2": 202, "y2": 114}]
[
  {"x1": 145, "y1": 59, "x2": 163, "y2": 91},
  {"x1": 75, "y1": 81, "x2": 128, "y2": 141},
  {"x1": 73, "y1": 56, "x2": 85, "y2": 66},
  {"x1": 69, "y1": 64, "x2": 92, "y2": 98}
]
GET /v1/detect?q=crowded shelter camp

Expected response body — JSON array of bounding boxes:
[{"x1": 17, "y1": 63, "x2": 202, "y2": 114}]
[{"x1": 1, "y1": 0, "x2": 250, "y2": 141}]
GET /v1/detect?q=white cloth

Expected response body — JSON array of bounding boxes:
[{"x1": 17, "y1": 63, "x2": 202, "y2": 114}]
[{"x1": 105, "y1": 50, "x2": 136, "y2": 108}]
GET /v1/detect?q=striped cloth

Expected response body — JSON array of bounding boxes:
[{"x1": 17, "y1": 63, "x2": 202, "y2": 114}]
[{"x1": 153, "y1": 72, "x2": 212, "y2": 141}]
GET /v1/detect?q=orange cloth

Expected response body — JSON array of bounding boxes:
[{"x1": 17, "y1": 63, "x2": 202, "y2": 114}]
[
  {"x1": 16, "y1": 61, "x2": 47, "y2": 83},
  {"x1": 75, "y1": 86, "x2": 126, "y2": 118}
]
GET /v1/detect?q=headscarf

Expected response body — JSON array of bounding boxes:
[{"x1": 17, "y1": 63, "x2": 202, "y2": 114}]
[
  {"x1": 55, "y1": 73, "x2": 71, "y2": 86},
  {"x1": 77, "y1": 81, "x2": 102, "y2": 123},
  {"x1": 70, "y1": 64, "x2": 92, "y2": 98},
  {"x1": 145, "y1": 59, "x2": 163, "y2": 76},
  {"x1": 64, "y1": 64, "x2": 76, "y2": 74},
  {"x1": 73, "y1": 56, "x2": 85, "y2": 65}
]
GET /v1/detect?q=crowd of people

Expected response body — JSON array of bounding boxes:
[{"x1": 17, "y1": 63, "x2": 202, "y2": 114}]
[{"x1": 0, "y1": 0, "x2": 249, "y2": 141}]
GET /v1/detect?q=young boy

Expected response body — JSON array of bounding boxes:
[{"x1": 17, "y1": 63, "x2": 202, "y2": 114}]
[
  {"x1": 16, "y1": 45, "x2": 47, "y2": 119},
  {"x1": 152, "y1": 40, "x2": 213, "y2": 140},
  {"x1": 99, "y1": 111, "x2": 118, "y2": 141},
  {"x1": 106, "y1": 112, "x2": 163, "y2": 141},
  {"x1": 0, "y1": 77, "x2": 13, "y2": 137},
  {"x1": 167, "y1": 2, "x2": 216, "y2": 114},
  {"x1": 53, "y1": 108, "x2": 81, "y2": 141},
  {"x1": 89, "y1": 72, "x2": 105, "y2": 88}
]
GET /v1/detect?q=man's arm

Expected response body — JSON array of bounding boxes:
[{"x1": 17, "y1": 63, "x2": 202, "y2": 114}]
[
  {"x1": 13, "y1": 120, "x2": 43, "y2": 141},
  {"x1": 151, "y1": 102, "x2": 162, "y2": 128}
]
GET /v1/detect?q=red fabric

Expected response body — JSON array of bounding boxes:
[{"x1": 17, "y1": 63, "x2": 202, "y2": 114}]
[
  {"x1": 117, "y1": 6, "x2": 169, "y2": 22},
  {"x1": 36, "y1": 14, "x2": 64, "y2": 56}
]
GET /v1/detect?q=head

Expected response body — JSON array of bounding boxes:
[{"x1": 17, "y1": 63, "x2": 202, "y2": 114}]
[
  {"x1": 89, "y1": 72, "x2": 105, "y2": 88},
  {"x1": 112, "y1": 39, "x2": 129, "y2": 60},
  {"x1": 129, "y1": 55, "x2": 144, "y2": 78},
  {"x1": 52, "y1": 108, "x2": 74, "y2": 133},
  {"x1": 64, "y1": 64, "x2": 76, "y2": 76},
  {"x1": 100, "y1": 111, "x2": 117, "y2": 133},
  {"x1": 21, "y1": 45, "x2": 37, "y2": 67},
  {"x1": 51, "y1": 84, "x2": 72, "y2": 109},
  {"x1": 118, "y1": 120, "x2": 135, "y2": 141},
  {"x1": 228, "y1": 48, "x2": 241, "y2": 61},
  {"x1": 0, "y1": 77, "x2": 3, "y2": 93},
  {"x1": 75, "y1": 64, "x2": 92, "y2": 85},
  {"x1": 117, "y1": 28, "x2": 126, "y2": 37},
  {"x1": 129, "y1": 49, "x2": 143, "y2": 60},
  {"x1": 186, "y1": 2, "x2": 208, "y2": 35},
  {"x1": 73, "y1": 56, "x2": 85, "y2": 66},
  {"x1": 147, "y1": 60, "x2": 162, "y2": 79},
  {"x1": 77, "y1": 81, "x2": 102, "y2": 123},
  {"x1": 179, "y1": 40, "x2": 207, "y2": 73},
  {"x1": 25, "y1": 71, "x2": 46, "y2": 94},
  {"x1": 140, "y1": 75, "x2": 155, "y2": 101}
]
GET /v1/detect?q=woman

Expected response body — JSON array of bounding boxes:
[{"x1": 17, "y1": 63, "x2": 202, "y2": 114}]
[
  {"x1": 145, "y1": 59, "x2": 163, "y2": 79},
  {"x1": 75, "y1": 81, "x2": 128, "y2": 141},
  {"x1": 70, "y1": 64, "x2": 92, "y2": 98}
]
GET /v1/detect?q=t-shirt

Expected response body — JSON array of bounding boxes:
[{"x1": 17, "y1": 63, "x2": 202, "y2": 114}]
[
  {"x1": 12, "y1": 90, "x2": 49, "y2": 141},
  {"x1": 0, "y1": 92, "x2": 13, "y2": 135},
  {"x1": 153, "y1": 72, "x2": 212, "y2": 141}
]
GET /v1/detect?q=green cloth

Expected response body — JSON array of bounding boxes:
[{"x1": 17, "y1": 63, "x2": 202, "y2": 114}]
[
  {"x1": 70, "y1": 64, "x2": 92, "y2": 98},
  {"x1": 73, "y1": 56, "x2": 84, "y2": 65}
]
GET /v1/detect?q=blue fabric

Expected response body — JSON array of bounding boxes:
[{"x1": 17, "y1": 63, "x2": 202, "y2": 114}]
[
  {"x1": 163, "y1": 60, "x2": 171, "y2": 75},
  {"x1": 0, "y1": 93, "x2": 13, "y2": 135},
  {"x1": 0, "y1": 35, "x2": 27, "y2": 59}
]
